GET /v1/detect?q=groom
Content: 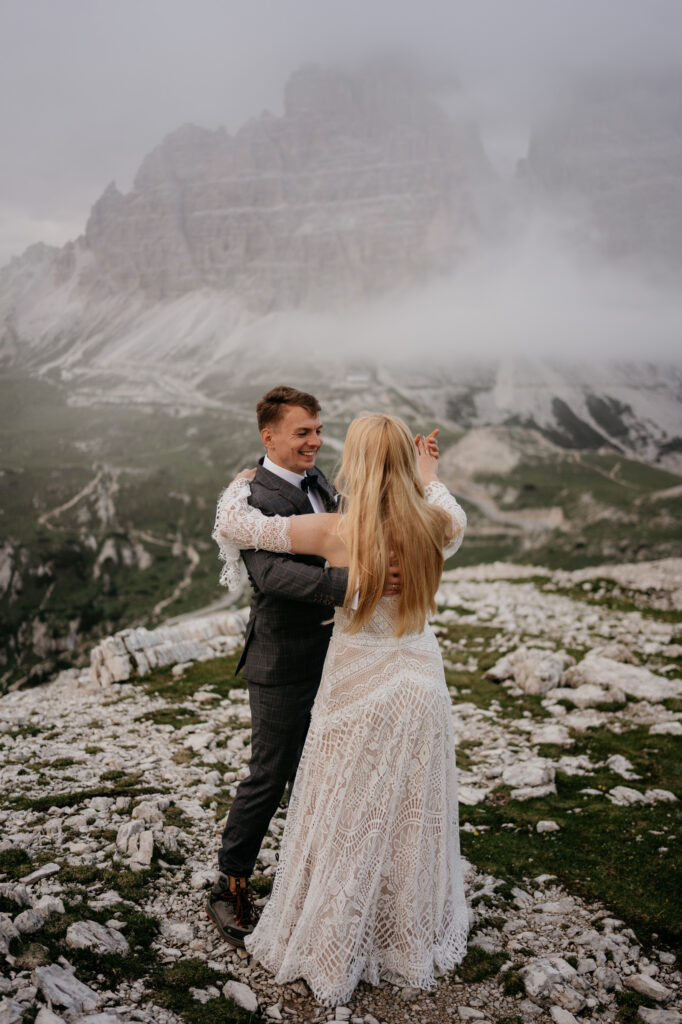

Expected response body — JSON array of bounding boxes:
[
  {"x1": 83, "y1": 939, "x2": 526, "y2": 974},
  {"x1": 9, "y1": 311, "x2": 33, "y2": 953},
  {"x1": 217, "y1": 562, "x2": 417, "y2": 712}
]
[{"x1": 207, "y1": 385, "x2": 402, "y2": 947}]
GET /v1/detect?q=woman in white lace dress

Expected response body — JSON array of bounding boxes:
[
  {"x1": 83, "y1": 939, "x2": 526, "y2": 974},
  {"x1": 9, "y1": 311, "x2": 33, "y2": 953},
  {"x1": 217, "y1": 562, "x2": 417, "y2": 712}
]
[{"x1": 213, "y1": 414, "x2": 469, "y2": 1006}]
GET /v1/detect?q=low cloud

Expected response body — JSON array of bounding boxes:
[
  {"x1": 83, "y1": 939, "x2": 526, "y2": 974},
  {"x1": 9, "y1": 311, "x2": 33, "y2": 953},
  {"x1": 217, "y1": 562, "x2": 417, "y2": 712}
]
[{"x1": 260, "y1": 212, "x2": 682, "y2": 364}]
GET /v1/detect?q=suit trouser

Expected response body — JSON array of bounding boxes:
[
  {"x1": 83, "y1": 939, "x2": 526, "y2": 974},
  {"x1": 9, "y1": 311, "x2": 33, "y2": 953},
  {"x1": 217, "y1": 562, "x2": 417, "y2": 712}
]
[{"x1": 218, "y1": 674, "x2": 321, "y2": 878}]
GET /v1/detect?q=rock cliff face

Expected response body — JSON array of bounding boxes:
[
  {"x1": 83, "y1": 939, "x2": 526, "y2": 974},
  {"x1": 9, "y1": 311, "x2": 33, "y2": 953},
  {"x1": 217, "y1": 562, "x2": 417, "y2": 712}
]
[
  {"x1": 81, "y1": 63, "x2": 489, "y2": 306},
  {"x1": 520, "y1": 76, "x2": 682, "y2": 280}
]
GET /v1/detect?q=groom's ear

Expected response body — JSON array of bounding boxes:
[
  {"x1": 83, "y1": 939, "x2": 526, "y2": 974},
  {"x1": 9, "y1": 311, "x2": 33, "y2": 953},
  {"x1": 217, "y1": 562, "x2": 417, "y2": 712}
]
[{"x1": 260, "y1": 426, "x2": 272, "y2": 449}]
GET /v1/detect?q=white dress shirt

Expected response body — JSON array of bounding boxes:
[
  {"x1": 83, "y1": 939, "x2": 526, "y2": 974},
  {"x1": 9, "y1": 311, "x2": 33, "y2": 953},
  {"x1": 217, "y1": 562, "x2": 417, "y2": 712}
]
[{"x1": 262, "y1": 455, "x2": 326, "y2": 515}]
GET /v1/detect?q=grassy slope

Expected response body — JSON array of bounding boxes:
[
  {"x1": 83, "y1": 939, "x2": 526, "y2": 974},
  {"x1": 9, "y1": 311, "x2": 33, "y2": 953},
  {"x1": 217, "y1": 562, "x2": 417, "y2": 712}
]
[{"x1": 2, "y1": 371, "x2": 681, "y2": 690}]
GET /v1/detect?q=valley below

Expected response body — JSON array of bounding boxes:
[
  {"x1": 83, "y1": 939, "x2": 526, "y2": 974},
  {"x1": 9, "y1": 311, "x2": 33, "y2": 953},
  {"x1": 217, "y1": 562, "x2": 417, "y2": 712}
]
[{"x1": 2, "y1": 362, "x2": 681, "y2": 695}]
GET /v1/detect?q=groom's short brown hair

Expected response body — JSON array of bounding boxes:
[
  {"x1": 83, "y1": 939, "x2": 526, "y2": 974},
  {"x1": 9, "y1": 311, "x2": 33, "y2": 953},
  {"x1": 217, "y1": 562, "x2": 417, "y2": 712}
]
[{"x1": 257, "y1": 385, "x2": 321, "y2": 431}]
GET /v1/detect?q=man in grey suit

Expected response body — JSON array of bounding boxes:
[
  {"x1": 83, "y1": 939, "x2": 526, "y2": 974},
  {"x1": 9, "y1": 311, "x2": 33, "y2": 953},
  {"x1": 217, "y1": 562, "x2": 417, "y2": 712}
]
[{"x1": 207, "y1": 384, "x2": 401, "y2": 947}]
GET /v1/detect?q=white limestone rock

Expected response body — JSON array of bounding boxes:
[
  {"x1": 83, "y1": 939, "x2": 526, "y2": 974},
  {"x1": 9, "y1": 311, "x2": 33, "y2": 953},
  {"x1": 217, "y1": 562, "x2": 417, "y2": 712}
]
[
  {"x1": 0, "y1": 1000, "x2": 24, "y2": 1024},
  {"x1": 624, "y1": 974, "x2": 673, "y2": 1002},
  {"x1": 32, "y1": 965, "x2": 98, "y2": 1013},
  {"x1": 115, "y1": 819, "x2": 144, "y2": 854},
  {"x1": 458, "y1": 786, "x2": 489, "y2": 806},
  {"x1": 530, "y1": 723, "x2": 573, "y2": 745},
  {"x1": 0, "y1": 884, "x2": 31, "y2": 908},
  {"x1": 549, "y1": 982, "x2": 586, "y2": 1013},
  {"x1": 14, "y1": 908, "x2": 47, "y2": 934},
  {"x1": 607, "y1": 786, "x2": 648, "y2": 806},
  {"x1": 160, "y1": 919, "x2": 194, "y2": 945},
  {"x1": 131, "y1": 800, "x2": 164, "y2": 824},
  {"x1": 606, "y1": 755, "x2": 641, "y2": 779},
  {"x1": 645, "y1": 789, "x2": 678, "y2": 804},
  {"x1": 521, "y1": 956, "x2": 580, "y2": 1000},
  {"x1": 20, "y1": 863, "x2": 60, "y2": 884},
  {"x1": 89, "y1": 611, "x2": 246, "y2": 685},
  {"x1": 128, "y1": 830, "x2": 154, "y2": 868},
  {"x1": 0, "y1": 914, "x2": 20, "y2": 955},
  {"x1": 503, "y1": 759, "x2": 556, "y2": 789},
  {"x1": 89, "y1": 636, "x2": 132, "y2": 687},
  {"x1": 593, "y1": 965, "x2": 623, "y2": 991},
  {"x1": 550, "y1": 1009, "x2": 579, "y2": 1024},
  {"x1": 563, "y1": 655, "x2": 682, "y2": 703},
  {"x1": 649, "y1": 722, "x2": 682, "y2": 735},
  {"x1": 66, "y1": 920, "x2": 130, "y2": 955},
  {"x1": 34, "y1": 1009, "x2": 66, "y2": 1024},
  {"x1": 511, "y1": 782, "x2": 558, "y2": 800},
  {"x1": 562, "y1": 683, "x2": 623, "y2": 708},
  {"x1": 537, "y1": 820, "x2": 560, "y2": 833},
  {"x1": 488, "y1": 647, "x2": 574, "y2": 695},
  {"x1": 638, "y1": 1010, "x2": 682, "y2": 1024}
]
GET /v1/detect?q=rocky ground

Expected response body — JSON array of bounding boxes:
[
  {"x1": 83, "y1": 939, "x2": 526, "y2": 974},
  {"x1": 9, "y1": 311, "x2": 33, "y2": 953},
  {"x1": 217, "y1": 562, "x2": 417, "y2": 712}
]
[{"x1": 1, "y1": 559, "x2": 681, "y2": 1024}]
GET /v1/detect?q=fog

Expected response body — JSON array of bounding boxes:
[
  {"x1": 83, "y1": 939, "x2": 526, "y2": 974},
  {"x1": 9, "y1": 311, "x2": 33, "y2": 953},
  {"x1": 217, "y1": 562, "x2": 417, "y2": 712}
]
[
  {"x1": 2, "y1": 0, "x2": 681, "y2": 266},
  {"x1": 234, "y1": 208, "x2": 682, "y2": 365}
]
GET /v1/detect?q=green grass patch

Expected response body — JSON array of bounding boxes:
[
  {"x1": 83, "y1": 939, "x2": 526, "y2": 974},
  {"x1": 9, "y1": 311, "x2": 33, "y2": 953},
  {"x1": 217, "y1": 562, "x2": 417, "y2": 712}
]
[
  {"x1": 147, "y1": 960, "x2": 259, "y2": 1023},
  {"x1": 460, "y1": 757, "x2": 682, "y2": 949},
  {"x1": 132, "y1": 652, "x2": 246, "y2": 702},
  {"x1": 9, "y1": 776, "x2": 160, "y2": 811},
  {"x1": 250, "y1": 875, "x2": 273, "y2": 897},
  {"x1": 137, "y1": 706, "x2": 202, "y2": 729},
  {"x1": 10, "y1": 897, "x2": 160, "y2": 985},
  {"x1": 614, "y1": 989, "x2": 657, "y2": 1023},
  {"x1": 0, "y1": 847, "x2": 33, "y2": 879},
  {"x1": 457, "y1": 946, "x2": 509, "y2": 982}
]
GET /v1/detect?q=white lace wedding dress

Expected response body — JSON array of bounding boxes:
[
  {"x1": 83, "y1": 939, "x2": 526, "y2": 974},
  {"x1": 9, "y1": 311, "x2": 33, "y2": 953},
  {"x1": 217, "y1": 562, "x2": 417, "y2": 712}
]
[{"x1": 213, "y1": 479, "x2": 470, "y2": 1006}]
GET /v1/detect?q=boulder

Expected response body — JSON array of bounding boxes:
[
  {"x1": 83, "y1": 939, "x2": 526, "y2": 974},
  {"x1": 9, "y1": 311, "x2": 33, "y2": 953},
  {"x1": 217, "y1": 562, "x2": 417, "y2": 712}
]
[
  {"x1": 128, "y1": 830, "x2": 154, "y2": 869},
  {"x1": 503, "y1": 759, "x2": 556, "y2": 789},
  {"x1": 625, "y1": 974, "x2": 673, "y2": 1002},
  {"x1": 115, "y1": 819, "x2": 144, "y2": 855},
  {"x1": 563, "y1": 655, "x2": 682, "y2": 703},
  {"x1": 488, "y1": 647, "x2": 574, "y2": 695},
  {"x1": 0, "y1": 914, "x2": 20, "y2": 955},
  {"x1": 33, "y1": 965, "x2": 97, "y2": 1013},
  {"x1": 66, "y1": 920, "x2": 130, "y2": 956},
  {"x1": 0, "y1": 1000, "x2": 24, "y2": 1024},
  {"x1": 638, "y1": 1009, "x2": 682, "y2": 1023}
]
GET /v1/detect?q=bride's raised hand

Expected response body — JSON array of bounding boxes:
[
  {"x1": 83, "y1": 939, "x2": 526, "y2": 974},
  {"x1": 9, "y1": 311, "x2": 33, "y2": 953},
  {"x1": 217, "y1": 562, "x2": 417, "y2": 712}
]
[
  {"x1": 235, "y1": 467, "x2": 257, "y2": 481},
  {"x1": 415, "y1": 435, "x2": 439, "y2": 484}
]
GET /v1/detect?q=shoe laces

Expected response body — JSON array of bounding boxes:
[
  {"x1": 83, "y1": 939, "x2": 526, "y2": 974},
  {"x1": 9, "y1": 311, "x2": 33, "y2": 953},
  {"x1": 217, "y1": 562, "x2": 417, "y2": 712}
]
[
  {"x1": 234, "y1": 881, "x2": 257, "y2": 929},
  {"x1": 220, "y1": 876, "x2": 257, "y2": 929}
]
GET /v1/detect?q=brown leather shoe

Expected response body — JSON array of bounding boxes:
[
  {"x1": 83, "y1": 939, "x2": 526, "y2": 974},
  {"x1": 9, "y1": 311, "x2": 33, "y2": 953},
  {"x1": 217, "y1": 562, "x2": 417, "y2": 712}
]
[{"x1": 205, "y1": 873, "x2": 258, "y2": 948}]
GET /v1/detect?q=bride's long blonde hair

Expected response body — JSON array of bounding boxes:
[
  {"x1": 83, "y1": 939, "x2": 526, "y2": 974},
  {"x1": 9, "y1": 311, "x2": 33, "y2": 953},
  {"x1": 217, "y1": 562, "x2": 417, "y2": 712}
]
[{"x1": 335, "y1": 414, "x2": 450, "y2": 637}]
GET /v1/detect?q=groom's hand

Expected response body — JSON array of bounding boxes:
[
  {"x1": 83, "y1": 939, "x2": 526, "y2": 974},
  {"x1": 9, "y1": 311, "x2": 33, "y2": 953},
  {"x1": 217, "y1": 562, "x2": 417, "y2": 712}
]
[{"x1": 382, "y1": 550, "x2": 402, "y2": 596}]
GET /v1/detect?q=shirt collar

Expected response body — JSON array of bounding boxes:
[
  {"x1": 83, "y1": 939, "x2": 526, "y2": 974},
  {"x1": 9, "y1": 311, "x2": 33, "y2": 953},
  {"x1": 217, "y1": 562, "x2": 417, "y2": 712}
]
[{"x1": 263, "y1": 454, "x2": 308, "y2": 490}]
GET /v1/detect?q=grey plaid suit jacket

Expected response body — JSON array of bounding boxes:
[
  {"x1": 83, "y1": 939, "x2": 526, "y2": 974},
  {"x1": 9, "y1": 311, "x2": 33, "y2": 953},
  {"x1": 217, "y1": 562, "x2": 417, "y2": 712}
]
[{"x1": 235, "y1": 460, "x2": 349, "y2": 686}]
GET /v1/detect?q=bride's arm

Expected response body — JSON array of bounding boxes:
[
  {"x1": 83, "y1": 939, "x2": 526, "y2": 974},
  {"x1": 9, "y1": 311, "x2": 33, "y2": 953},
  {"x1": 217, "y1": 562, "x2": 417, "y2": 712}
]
[
  {"x1": 424, "y1": 481, "x2": 467, "y2": 557},
  {"x1": 213, "y1": 477, "x2": 339, "y2": 562},
  {"x1": 416, "y1": 436, "x2": 467, "y2": 557}
]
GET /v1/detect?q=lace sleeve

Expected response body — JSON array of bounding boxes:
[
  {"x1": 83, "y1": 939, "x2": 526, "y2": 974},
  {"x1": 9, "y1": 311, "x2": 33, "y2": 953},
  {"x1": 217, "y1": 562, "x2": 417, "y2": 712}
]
[
  {"x1": 211, "y1": 477, "x2": 292, "y2": 590},
  {"x1": 425, "y1": 480, "x2": 467, "y2": 559}
]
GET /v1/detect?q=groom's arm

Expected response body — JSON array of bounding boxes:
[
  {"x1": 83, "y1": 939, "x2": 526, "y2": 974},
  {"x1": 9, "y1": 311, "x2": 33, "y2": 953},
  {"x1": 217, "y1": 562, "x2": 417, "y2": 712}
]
[{"x1": 241, "y1": 548, "x2": 348, "y2": 607}]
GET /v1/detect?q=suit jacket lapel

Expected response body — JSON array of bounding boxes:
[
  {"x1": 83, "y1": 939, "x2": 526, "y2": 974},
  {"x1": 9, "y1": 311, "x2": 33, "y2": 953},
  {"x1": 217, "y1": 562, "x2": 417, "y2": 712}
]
[{"x1": 255, "y1": 462, "x2": 313, "y2": 514}]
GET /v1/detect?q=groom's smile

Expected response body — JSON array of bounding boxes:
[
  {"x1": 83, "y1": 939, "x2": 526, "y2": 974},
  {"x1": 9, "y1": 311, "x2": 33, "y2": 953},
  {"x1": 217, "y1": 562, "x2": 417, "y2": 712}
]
[{"x1": 260, "y1": 404, "x2": 323, "y2": 475}]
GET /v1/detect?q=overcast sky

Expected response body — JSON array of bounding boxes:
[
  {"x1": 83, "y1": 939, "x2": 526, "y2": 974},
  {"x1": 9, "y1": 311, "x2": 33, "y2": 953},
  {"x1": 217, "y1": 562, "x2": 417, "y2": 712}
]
[{"x1": 1, "y1": 0, "x2": 681, "y2": 267}]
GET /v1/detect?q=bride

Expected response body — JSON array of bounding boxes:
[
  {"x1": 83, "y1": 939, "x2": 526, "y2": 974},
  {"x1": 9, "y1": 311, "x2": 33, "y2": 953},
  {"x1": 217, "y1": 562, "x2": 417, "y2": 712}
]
[{"x1": 213, "y1": 413, "x2": 470, "y2": 1006}]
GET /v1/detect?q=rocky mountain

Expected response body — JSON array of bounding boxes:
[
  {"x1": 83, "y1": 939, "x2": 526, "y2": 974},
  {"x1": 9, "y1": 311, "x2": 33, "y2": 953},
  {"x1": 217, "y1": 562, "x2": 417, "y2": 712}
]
[
  {"x1": 0, "y1": 61, "x2": 491, "y2": 372},
  {"x1": 520, "y1": 75, "x2": 682, "y2": 281},
  {"x1": 1, "y1": 64, "x2": 680, "y2": 473}
]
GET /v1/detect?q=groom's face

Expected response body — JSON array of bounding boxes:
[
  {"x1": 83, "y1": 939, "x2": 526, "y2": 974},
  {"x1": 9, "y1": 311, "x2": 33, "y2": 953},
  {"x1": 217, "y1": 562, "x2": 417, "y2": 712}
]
[{"x1": 261, "y1": 404, "x2": 323, "y2": 475}]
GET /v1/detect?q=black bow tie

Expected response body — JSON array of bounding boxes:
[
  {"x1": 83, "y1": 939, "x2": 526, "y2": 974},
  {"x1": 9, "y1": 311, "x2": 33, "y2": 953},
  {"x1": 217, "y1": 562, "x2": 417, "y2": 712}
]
[{"x1": 300, "y1": 474, "x2": 321, "y2": 493}]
